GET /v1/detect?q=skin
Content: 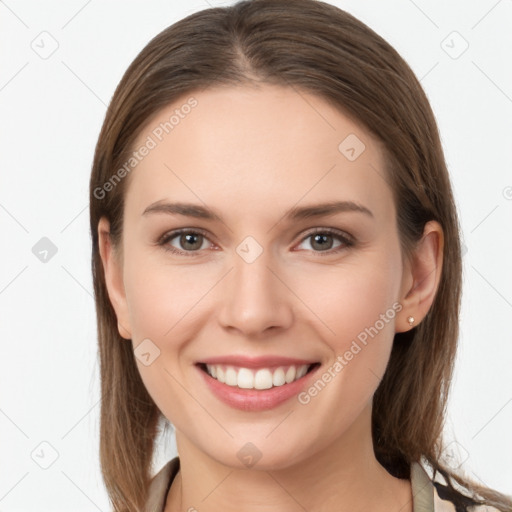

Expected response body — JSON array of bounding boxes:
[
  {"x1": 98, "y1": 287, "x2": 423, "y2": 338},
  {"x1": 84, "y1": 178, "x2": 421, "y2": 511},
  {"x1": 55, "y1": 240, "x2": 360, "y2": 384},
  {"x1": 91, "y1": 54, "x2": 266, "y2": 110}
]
[{"x1": 98, "y1": 84, "x2": 443, "y2": 512}]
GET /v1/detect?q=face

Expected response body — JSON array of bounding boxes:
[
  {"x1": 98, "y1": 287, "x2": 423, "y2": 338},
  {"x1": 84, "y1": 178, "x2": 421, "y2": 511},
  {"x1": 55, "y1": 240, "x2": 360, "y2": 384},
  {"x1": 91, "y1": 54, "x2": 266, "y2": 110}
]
[{"x1": 101, "y1": 84, "x2": 415, "y2": 470}]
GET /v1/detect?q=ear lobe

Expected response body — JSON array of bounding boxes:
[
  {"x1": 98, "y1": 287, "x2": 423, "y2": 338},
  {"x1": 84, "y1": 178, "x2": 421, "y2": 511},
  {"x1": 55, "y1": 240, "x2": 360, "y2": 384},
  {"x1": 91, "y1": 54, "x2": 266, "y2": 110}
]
[
  {"x1": 396, "y1": 220, "x2": 444, "y2": 333},
  {"x1": 97, "y1": 217, "x2": 132, "y2": 340}
]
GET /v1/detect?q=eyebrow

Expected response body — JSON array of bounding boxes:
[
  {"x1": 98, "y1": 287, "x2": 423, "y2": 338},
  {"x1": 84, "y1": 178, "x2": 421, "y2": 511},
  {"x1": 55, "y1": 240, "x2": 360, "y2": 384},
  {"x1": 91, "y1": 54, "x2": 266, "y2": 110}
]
[{"x1": 142, "y1": 200, "x2": 373, "y2": 222}]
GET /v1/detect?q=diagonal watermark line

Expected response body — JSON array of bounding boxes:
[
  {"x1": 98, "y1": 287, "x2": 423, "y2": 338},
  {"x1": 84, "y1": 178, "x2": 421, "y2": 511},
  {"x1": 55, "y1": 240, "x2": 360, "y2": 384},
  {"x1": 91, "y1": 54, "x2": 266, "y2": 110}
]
[
  {"x1": 419, "y1": 61, "x2": 439, "y2": 82},
  {"x1": 61, "y1": 61, "x2": 107, "y2": 107},
  {"x1": 472, "y1": 61, "x2": 512, "y2": 104},
  {"x1": 61, "y1": 471, "x2": 104, "y2": 511},
  {"x1": 471, "y1": 0, "x2": 503, "y2": 30},
  {"x1": 399, "y1": 474, "x2": 432, "y2": 512},
  {"x1": 0, "y1": 408, "x2": 29, "y2": 438},
  {"x1": 0, "y1": 265, "x2": 28, "y2": 295},
  {"x1": 0, "y1": 0, "x2": 29, "y2": 28},
  {"x1": 61, "y1": 265, "x2": 94, "y2": 298},
  {"x1": 368, "y1": 162, "x2": 392, "y2": 190},
  {"x1": 265, "y1": 410, "x2": 294, "y2": 438},
  {"x1": 61, "y1": 203, "x2": 89, "y2": 233},
  {"x1": 163, "y1": 267, "x2": 234, "y2": 337},
  {"x1": 470, "y1": 469, "x2": 490, "y2": 488},
  {"x1": 0, "y1": 472, "x2": 29, "y2": 502},
  {"x1": 163, "y1": 367, "x2": 234, "y2": 438},
  {"x1": 407, "y1": 0, "x2": 439, "y2": 28},
  {"x1": 470, "y1": 204, "x2": 499, "y2": 233},
  {"x1": 472, "y1": 397, "x2": 512, "y2": 439},
  {"x1": 265, "y1": 472, "x2": 308, "y2": 511},
  {"x1": 471, "y1": 265, "x2": 512, "y2": 308},
  {"x1": 0, "y1": 202, "x2": 29, "y2": 232},
  {"x1": 200, "y1": 468, "x2": 234, "y2": 502},
  {"x1": 61, "y1": 398, "x2": 101, "y2": 440},
  {"x1": 265, "y1": 266, "x2": 336, "y2": 336},
  {"x1": 0, "y1": 61, "x2": 29, "y2": 92},
  {"x1": 368, "y1": 367, "x2": 382, "y2": 384},
  {"x1": 61, "y1": 0, "x2": 93, "y2": 29}
]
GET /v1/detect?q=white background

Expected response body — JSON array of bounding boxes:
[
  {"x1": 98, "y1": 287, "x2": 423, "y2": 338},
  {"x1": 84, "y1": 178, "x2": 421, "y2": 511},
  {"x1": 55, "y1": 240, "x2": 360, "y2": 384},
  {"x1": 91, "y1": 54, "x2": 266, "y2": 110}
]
[{"x1": 0, "y1": 0, "x2": 511, "y2": 510}]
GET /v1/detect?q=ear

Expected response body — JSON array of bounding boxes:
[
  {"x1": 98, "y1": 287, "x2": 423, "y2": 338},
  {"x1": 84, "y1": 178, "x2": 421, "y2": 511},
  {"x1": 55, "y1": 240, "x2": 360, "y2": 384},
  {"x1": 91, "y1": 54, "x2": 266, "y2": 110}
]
[
  {"x1": 396, "y1": 220, "x2": 444, "y2": 333},
  {"x1": 97, "y1": 217, "x2": 132, "y2": 340}
]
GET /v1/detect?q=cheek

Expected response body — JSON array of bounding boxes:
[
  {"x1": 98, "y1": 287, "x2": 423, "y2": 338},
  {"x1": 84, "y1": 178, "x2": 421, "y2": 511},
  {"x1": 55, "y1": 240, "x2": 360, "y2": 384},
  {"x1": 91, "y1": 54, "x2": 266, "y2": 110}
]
[
  {"x1": 123, "y1": 254, "x2": 211, "y2": 341},
  {"x1": 295, "y1": 248, "x2": 403, "y2": 408},
  {"x1": 291, "y1": 260, "x2": 401, "y2": 432},
  {"x1": 122, "y1": 257, "x2": 208, "y2": 424},
  {"x1": 303, "y1": 257, "x2": 401, "y2": 347},
  {"x1": 122, "y1": 256, "x2": 219, "y2": 419}
]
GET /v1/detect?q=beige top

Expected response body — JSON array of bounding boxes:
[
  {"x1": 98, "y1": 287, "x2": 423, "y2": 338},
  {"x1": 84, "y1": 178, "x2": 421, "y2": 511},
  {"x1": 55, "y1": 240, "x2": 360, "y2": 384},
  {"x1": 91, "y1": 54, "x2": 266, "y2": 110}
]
[{"x1": 144, "y1": 457, "x2": 499, "y2": 512}]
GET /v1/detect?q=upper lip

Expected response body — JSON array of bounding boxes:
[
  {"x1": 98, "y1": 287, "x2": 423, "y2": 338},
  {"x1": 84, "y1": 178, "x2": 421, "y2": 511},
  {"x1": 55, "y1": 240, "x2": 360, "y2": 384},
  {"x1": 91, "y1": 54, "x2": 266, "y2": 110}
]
[{"x1": 197, "y1": 355, "x2": 319, "y2": 370}]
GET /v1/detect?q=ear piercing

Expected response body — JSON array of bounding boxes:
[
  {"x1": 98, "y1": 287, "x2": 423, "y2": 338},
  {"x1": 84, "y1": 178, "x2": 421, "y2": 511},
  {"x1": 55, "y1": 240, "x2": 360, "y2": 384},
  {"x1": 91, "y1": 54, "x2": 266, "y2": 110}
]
[{"x1": 407, "y1": 316, "x2": 415, "y2": 326}]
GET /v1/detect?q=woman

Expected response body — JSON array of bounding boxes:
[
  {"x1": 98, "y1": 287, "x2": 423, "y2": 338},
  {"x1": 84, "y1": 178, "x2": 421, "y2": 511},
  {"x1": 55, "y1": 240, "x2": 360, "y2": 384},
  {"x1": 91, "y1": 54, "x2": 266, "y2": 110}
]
[{"x1": 89, "y1": 1, "x2": 512, "y2": 511}]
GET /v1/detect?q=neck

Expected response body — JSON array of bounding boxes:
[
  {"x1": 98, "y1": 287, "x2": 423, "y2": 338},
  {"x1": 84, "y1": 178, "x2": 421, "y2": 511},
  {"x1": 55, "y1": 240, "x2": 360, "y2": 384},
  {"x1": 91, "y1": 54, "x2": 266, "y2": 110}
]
[{"x1": 165, "y1": 403, "x2": 412, "y2": 512}]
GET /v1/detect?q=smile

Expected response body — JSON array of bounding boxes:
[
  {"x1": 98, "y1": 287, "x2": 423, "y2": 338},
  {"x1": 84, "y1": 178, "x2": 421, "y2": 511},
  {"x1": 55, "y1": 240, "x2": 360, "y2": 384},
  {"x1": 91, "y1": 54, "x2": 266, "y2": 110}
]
[
  {"x1": 201, "y1": 363, "x2": 316, "y2": 390},
  {"x1": 196, "y1": 361, "x2": 321, "y2": 411}
]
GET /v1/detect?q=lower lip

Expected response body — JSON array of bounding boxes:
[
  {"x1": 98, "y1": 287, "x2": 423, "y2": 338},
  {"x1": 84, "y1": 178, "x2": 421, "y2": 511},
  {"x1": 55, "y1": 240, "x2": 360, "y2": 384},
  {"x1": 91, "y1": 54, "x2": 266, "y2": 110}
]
[{"x1": 196, "y1": 364, "x2": 320, "y2": 412}]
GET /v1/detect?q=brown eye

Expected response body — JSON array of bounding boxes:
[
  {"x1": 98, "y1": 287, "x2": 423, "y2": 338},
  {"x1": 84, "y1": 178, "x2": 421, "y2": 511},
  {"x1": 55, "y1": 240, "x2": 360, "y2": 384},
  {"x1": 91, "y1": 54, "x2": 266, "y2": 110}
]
[
  {"x1": 309, "y1": 233, "x2": 336, "y2": 251},
  {"x1": 296, "y1": 228, "x2": 354, "y2": 256},
  {"x1": 159, "y1": 229, "x2": 212, "y2": 255},
  {"x1": 177, "y1": 232, "x2": 204, "y2": 251}
]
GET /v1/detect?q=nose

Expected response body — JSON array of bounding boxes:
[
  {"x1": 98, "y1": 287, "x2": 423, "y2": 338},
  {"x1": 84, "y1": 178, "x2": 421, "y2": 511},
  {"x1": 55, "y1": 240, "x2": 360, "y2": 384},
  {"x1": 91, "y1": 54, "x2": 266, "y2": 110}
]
[{"x1": 217, "y1": 248, "x2": 294, "y2": 338}]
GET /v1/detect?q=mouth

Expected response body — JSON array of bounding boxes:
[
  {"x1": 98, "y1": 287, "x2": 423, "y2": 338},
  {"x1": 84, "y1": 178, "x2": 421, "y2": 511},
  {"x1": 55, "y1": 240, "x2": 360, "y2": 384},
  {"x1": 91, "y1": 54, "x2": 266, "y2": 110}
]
[
  {"x1": 195, "y1": 358, "x2": 323, "y2": 412},
  {"x1": 196, "y1": 362, "x2": 321, "y2": 390}
]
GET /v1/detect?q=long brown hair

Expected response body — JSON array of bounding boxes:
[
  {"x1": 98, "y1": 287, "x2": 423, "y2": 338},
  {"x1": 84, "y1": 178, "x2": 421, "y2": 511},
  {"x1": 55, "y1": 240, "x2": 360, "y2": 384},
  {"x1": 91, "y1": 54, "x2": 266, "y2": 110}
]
[{"x1": 89, "y1": 1, "x2": 512, "y2": 510}]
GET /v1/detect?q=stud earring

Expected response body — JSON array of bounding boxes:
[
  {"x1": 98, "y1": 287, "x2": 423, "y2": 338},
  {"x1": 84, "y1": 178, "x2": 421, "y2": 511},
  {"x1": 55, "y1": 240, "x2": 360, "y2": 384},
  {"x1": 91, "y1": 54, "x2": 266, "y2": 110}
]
[{"x1": 407, "y1": 316, "x2": 415, "y2": 326}]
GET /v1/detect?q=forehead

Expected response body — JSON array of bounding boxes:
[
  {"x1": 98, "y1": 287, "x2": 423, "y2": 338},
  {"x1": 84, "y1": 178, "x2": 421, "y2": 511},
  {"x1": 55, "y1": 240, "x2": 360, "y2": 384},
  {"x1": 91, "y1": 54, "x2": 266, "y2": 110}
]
[{"x1": 124, "y1": 84, "x2": 394, "y2": 226}]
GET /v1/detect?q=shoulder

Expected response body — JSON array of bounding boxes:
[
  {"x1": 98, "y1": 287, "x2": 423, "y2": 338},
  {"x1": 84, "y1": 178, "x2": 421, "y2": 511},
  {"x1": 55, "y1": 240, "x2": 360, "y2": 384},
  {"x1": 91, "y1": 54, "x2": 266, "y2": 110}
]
[
  {"x1": 412, "y1": 462, "x2": 502, "y2": 512},
  {"x1": 145, "y1": 457, "x2": 180, "y2": 512},
  {"x1": 433, "y1": 482, "x2": 503, "y2": 512},
  {"x1": 433, "y1": 482, "x2": 502, "y2": 512}
]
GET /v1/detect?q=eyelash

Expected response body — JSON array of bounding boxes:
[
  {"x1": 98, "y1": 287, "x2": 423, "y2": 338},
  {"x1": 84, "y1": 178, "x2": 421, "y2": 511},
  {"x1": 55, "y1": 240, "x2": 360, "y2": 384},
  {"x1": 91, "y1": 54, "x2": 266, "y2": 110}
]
[{"x1": 157, "y1": 227, "x2": 355, "y2": 257}]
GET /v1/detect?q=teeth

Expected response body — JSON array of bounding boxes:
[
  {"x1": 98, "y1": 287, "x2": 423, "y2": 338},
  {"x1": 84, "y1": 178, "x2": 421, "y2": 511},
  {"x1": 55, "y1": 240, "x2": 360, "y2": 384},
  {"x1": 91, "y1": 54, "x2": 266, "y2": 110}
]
[
  {"x1": 238, "y1": 368, "x2": 255, "y2": 389},
  {"x1": 272, "y1": 367, "x2": 286, "y2": 386},
  {"x1": 204, "y1": 364, "x2": 312, "y2": 389},
  {"x1": 254, "y1": 368, "x2": 273, "y2": 390},
  {"x1": 225, "y1": 367, "x2": 237, "y2": 386},
  {"x1": 285, "y1": 366, "x2": 296, "y2": 383}
]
